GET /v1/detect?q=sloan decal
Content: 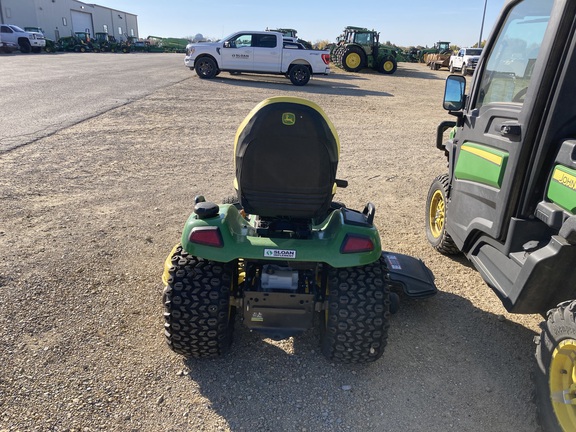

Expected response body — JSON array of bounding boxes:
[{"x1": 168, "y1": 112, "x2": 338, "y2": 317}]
[{"x1": 264, "y1": 249, "x2": 297, "y2": 259}]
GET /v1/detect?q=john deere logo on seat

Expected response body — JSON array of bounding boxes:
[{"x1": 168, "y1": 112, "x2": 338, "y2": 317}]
[{"x1": 282, "y1": 113, "x2": 296, "y2": 126}]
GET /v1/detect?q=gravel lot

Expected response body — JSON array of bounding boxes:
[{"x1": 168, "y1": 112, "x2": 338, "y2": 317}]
[{"x1": 1, "y1": 53, "x2": 544, "y2": 431}]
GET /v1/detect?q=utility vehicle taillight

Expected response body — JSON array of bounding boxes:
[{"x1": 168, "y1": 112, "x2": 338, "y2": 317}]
[
  {"x1": 189, "y1": 226, "x2": 223, "y2": 247},
  {"x1": 340, "y1": 234, "x2": 374, "y2": 254},
  {"x1": 322, "y1": 54, "x2": 330, "y2": 65}
]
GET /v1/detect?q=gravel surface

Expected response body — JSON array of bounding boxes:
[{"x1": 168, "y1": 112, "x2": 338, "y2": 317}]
[{"x1": 1, "y1": 54, "x2": 544, "y2": 431}]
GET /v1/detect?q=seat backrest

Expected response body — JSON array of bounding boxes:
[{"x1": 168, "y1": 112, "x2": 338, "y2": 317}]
[{"x1": 234, "y1": 97, "x2": 340, "y2": 219}]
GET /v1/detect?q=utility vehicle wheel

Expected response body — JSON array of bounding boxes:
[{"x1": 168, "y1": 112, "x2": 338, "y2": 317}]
[
  {"x1": 535, "y1": 301, "x2": 576, "y2": 432},
  {"x1": 163, "y1": 245, "x2": 235, "y2": 358},
  {"x1": 461, "y1": 64, "x2": 468, "y2": 75},
  {"x1": 378, "y1": 56, "x2": 397, "y2": 74},
  {"x1": 342, "y1": 47, "x2": 365, "y2": 72},
  {"x1": 195, "y1": 57, "x2": 218, "y2": 79},
  {"x1": 289, "y1": 65, "x2": 311, "y2": 86},
  {"x1": 321, "y1": 256, "x2": 391, "y2": 363},
  {"x1": 425, "y1": 174, "x2": 459, "y2": 255}
]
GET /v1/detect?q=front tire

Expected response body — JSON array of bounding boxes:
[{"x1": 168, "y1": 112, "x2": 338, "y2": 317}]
[
  {"x1": 162, "y1": 245, "x2": 235, "y2": 358},
  {"x1": 378, "y1": 56, "x2": 397, "y2": 74},
  {"x1": 535, "y1": 301, "x2": 576, "y2": 432},
  {"x1": 19, "y1": 39, "x2": 31, "y2": 53},
  {"x1": 425, "y1": 174, "x2": 459, "y2": 255},
  {"x1": 321, "y1": 257, "x2": 391, "y2": 363},
  {"x1": 461, "y1": 64, "x2": 468, "y2": 75},
  {"x1": 289, "y1": 64, "x2": 311, "y2": 86},
  {"x1": 195, "y1": 57, "x2": 218, "y2": 79}
]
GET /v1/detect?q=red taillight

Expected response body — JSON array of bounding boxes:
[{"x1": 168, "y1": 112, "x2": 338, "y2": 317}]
[
  {"x1": 189, "y1": 226, "x2": 224, "y2": 247},
  {"x1": 321, "y1": 53, "x2": 330, "y2": 65},
  {"x1": 340, "y1": 234, "x2": 374, "y2": 254}
]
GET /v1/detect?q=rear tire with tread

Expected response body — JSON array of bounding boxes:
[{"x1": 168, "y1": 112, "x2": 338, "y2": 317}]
[
  {"x1": 289, "y1": 64, "x2": 311, "y2": 86},
  {"x1": 321, "y1": 256, "x2": 391, "y2": 363},
  {"x1": 342, "y1": 46, "x2": 365, "y2": 72},
  {"x1": 163, "y1": 245, "x2": 235, "y2": 358},
  {"x1": 535, "y1": 300, "x2": 576, "y2": 432}
]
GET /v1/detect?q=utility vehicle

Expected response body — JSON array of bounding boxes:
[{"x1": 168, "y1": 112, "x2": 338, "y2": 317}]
[
  {"x1": 163, "y1": 96, "x2": 436, "y2": 363},
  {"x1": 425, "y1": 0, "x2": 576, "y2": 430}
]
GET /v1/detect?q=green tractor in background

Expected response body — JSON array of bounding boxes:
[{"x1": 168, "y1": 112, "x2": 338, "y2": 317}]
[
  {"x1": 418, "y1": 41, "x2": 451, "y2": 63},
  {"x1": 266, "y1": 28, "x2": 313, "y2": 49},
  {"x1": 331, "y1": 26, "x2": 397, "y2": 75},
  {"x1": 93, "y1": 32, "x2": 120, "y2": 52}
]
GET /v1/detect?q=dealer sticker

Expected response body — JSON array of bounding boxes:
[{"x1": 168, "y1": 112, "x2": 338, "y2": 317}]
[
  {"x1": 386, "y1": 255, "x2": 402, "y2": 270},
  {"x1": 264, "y1": 249, "x2": 297, "y2": 259}
]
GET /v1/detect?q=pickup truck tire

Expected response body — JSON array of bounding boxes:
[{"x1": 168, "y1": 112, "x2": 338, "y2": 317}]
[
  {"x1": 18, "y1": 39, "x2": 31, "y2": 54},
  {"x1": 461, "y1": 64, "x2": 468, "y2": 75},
  {"x1": 288, "y1": 65, "x2": 311, "y2": 86},
  {"x1": 449, "y1": 63, "x2": 455, "y2": 73},
  {"x1": 195, "y1": 57, "x2": 218, "y2": 79},
  {"x1": 342, "y1": 47, "x2": 365, "y2": 72}
]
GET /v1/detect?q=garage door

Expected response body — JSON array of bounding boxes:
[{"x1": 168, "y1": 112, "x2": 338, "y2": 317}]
[{"x1": 71, "y1": 10, "x2": 93, "y2": 35}]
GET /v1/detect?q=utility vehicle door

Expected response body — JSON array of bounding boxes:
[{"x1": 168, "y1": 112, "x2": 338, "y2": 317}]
[
  {"x1": 221, "y1": 33, "x2": 254, "y2": 70},
  {"x1": 446, "y1": 0, "x2": 559, "y2": 250}
]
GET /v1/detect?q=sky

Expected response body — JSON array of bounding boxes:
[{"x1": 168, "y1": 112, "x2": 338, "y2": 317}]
[{"x1": 91, "y1": 0, "x2": 506, "y2": 48}]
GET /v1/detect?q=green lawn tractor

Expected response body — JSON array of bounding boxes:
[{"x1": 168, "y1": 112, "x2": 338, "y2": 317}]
[
  {"x1": 425, "y1": 0, "x2": 576, "y2": 430},
  {"x1": 332, "y1": 26, "x2": 397, "y2": 74},
  {"x1": 162, "y1": 96, "x2": 436, "y2": 363}
]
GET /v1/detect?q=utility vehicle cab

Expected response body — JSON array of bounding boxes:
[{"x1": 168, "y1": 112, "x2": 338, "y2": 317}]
[{"x1": 426, "y1": 0, "x2": 576, "y2": 430}]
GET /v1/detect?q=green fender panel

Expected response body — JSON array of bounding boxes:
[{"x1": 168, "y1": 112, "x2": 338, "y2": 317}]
[{"x1": 179, "y1": 204, "x2": 382, "y2": 268}]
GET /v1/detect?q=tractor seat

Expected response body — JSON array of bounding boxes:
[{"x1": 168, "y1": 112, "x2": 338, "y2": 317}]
[{"x1": 234, "y1": 97, "x2": 340, "y2": 219}]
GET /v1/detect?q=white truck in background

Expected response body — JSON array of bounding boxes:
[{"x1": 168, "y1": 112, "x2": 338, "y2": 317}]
[
  {"x1": 0, "y1": 24, "x2": 45, "y2": 53},
  {"x1": 184, "y1": 31, "x2": 330, "y2": 86},
  {"x1": 449, "y1": 47, "x2": 483, "y2": 75}
]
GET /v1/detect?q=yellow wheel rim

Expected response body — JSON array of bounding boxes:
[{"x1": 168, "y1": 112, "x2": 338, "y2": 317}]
[
  {"x1": 345, "y1": 53, "x2": 361, "y2": 69},
  {"x1": 383, "y1": 60, "x2": 394, "y2": 72},
  {"x1": 428, "y1": 190, "x2": 445, "y2": 239},
  {"x1": 550, "y1": 339, "x2": 576, "y2": 431}
]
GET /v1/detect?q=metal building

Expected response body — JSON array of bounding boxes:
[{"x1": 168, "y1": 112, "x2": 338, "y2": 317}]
[{"x1": 0, "y1": 0, "x2": 138, "y2": 42}]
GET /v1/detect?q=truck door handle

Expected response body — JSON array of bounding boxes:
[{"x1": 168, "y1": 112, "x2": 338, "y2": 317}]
[{"x1": 500, "y1": 123, "x2": 521, "y2": 137}]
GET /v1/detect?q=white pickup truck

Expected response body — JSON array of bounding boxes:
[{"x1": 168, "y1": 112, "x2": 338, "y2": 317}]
[
  {"x1": 0, "y1": 24, "x2": 45, "y2": 53},
  {"x1": 449, "y1": 47, "x2": 483, "y2": 75},
  {"x1": 184, "y1": 31, "x2": 330, "y2": 86}
]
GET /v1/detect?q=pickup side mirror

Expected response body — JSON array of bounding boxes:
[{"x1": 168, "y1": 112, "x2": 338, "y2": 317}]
[
  {"x1": 443, "y1": 75, "x2": 466, "y2": 111},
  {"x1": 223, "y1": 41, "x2": 231, "y2": 48}
]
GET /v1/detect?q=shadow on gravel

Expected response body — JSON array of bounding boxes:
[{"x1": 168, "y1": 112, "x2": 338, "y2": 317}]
[
  {"x1": 182, "y1": 291, "x2": 542, "y2": 431},
  {"x1": 210, "y1": 75, "x2": 393, "y2": 97}
]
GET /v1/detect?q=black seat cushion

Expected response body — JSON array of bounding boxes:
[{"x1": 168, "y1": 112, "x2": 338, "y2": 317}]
[{"x1": 235, "y1": 99, "x2": 339, "y2": 219}]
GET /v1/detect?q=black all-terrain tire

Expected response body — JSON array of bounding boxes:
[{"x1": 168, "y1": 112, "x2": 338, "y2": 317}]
[
  {"x1": 19, "y1": 39, "x2": 31, "y2": 53},
  {"x1": 425, "y1": 174, "x2": 460, "y2": 255},
  {"x1": 342, "y1": 46, "x2": 365, "y2": 72},
  {"x1": 535, "y1": 300, "x2": 576, "y2": 432},
  {"x1": 321, "y1": 256, "x2": 391, "y2": 363},
  {"x1": 195, "y1": 57, "x2": 218, "y2": 79},
  {"x1": 289, "y1": 65, "x2": 311, "y2": 86},
  {"x1": 378, "y1": 56, "x2": 397, "y2": 74},
  {"x1": 162, "y1": 245, "x2": 235, "y2": 358},
  {"x1": 461, "y1": 64, "x2": 468, "y2": 76}
]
